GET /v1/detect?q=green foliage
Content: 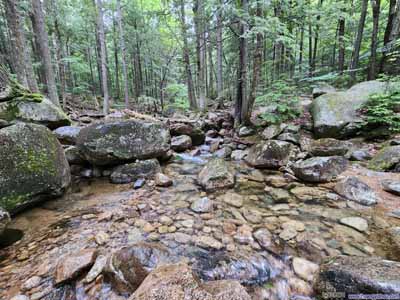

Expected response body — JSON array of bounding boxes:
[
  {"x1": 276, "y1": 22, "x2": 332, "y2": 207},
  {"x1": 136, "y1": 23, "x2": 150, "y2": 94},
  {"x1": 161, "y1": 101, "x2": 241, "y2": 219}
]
[
  {"x1": 164, "y1": 83, "x2": 189, "y2": 111},
  {"x1": 255, "y1": 80, "x2": 301, "y2": 124},
  {"x1": 360, "y1": 78, "x2": 400, "y2": 134}
]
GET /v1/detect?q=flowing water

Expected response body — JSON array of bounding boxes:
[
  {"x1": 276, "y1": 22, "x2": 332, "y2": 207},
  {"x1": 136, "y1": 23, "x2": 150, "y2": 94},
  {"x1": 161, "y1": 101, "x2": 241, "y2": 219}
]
[{"x1": 1, "y1": 150, "x2": 399, "y2": 300}]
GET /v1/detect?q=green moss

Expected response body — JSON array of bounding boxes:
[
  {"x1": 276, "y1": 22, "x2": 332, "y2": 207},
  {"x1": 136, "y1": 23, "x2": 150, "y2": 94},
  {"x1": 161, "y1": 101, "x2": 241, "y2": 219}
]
[{"x1": 0, "y1": 193, "x2": 31, "y2": 212}]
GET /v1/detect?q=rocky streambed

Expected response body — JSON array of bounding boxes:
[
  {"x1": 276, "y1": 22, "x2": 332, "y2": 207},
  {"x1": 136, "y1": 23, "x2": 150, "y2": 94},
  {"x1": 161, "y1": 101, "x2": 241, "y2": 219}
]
[{"x1": 1, "y1": 80, "x2": 400, "y2": 300}]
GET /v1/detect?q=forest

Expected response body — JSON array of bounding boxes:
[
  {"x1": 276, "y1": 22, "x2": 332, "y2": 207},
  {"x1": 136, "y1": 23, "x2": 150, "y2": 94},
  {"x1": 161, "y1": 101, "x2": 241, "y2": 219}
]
[{"x1": 0, "y1": 0, "x2": 400, "y2": 300}]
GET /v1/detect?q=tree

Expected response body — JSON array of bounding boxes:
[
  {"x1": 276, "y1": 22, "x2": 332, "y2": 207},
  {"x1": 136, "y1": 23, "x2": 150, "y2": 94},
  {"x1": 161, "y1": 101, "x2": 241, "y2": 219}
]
[
  {"x1": 31, "y1": 0, "x2": 59, "y2": 105},
  {"x1": 368, "y1": 0, "x2": 381, "y2": 80},
  {"x1": 117, "y1": 0, "x2": 130, "y2": 108},
  {"x1": 95, "y1": 0, "x2": 109, "y2": 114},
  {"x1": 216, "y1": 1, "x2": 223, "y2": 104},
  {"x1": 349, "y1": 0, "x2": 368, "y2": 83}
]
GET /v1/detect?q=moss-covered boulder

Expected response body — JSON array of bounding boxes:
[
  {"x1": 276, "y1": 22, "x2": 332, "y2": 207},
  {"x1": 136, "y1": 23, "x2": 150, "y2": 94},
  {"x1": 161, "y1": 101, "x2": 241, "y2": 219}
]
[
  {"x1": 77, "y1": 120, "x2": 170, "y2": 166},
  {"x1": 0, "y1": 97, "x2": 71, "y2": 129},
  {"x1": 368, "y1": 146, "x2": 400, "y2": 171},
  {"x1": 312, "y1": 80, "x2": 390, "y2": 138},
  {"x1": 0, "y1": 123, "x2": 71, "y2": 213}
]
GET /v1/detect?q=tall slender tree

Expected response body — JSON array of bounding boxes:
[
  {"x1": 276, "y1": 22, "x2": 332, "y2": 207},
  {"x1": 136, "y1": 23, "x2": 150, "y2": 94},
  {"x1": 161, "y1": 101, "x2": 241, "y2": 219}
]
[
  {"x1": 368, "y1": 0, "x2": 381, "y2": 80},
  {"x1": 117, "y1": 0, "x2": 130, "y2": 108},
  {"x1": 31, "y1": 0, "x2": 59, "y2": 105}
]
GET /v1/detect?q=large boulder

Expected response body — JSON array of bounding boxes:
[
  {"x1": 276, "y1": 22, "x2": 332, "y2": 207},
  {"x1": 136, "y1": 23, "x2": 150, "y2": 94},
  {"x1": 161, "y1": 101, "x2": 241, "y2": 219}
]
[
  {"x1": 53, "y1": 126, "x2": 82, "y2": 145},
  {"x1": 0, "y1": 97, "x2": 71, "y2": 129},
  {"x1": 0, "y1": 123, "x2": 70, "y2": 213},
  {"x1": 334, "y1": 176, "x2": 379, "y2": 206},
  {"x1": 312, "y1": 80, "x2": 390, "y2": 138},
  {"x1": 246, "y1": 140, "x2": 297, "y2": 169},
  {"x1": 312, "y1": 83, "x2": 336, "y2": 99},
  {"x1": 129, "y1": 263, "x2": 251, "y2": 300},
  {"x1": 292, "y1": 156, "x2": 348, "y2": 183},
  {"x1": 110, "y1": 159, "x2": 161, "y2": 184},
  {"x1": 0, "y1": 207, "x2": 10, "y2": 236},
  {"x1": 169, "y1": 123, "x2": 205, "y2": 146},
  {"x1": 316, "y1": 256, "x2": 400, "y2": 294},
  {"x1": 368, "y1": 146, "x2": 400, "y2": 171},
  {"x1": 198, "y1": 158, "x2": 235, "y2": 192},
  {"x1": 76, "y1": 120, "x2": 170, "y2": 166},
  {"x1": 171, "y1": 135, "x2": 192, "y2": 152},
  {"x1": 309, "y1": 138, "x2": 350, "y2": 156}
]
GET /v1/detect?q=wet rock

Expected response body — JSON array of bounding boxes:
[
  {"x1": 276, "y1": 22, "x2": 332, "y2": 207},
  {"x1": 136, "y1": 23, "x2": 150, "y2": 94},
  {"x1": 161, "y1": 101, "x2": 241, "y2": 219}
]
[
  {"x1": 381, "y1": 179, "x2": 400, "y2": 196},
  {"x1": 198, "y1": 158, "x2": 235, "y2": 192},
  {"x1": 215, "y1": 147, "x2": 233, "y2": 159},
  {"x1": 292, "y1": 156, "x2": 348, "y2": 183},
  {"x1": 219, "y1": 192, "x2": 244, "y2": 208},
  {"x1": 234, "y1": 224, "x2": 254, "y2": 244},
  {"x1": 191, "y1": 197, "x2": 213, "y2": 213},
  {"x1": 155, "y1": 173, "x2": 173, "y2": 187},
  {"x1": 55, "y1": 248, "x2": 97, "y2": 285},
  {"x1": 334, "y1": 176, "x2": 378, "y2": 206},
  {"x1": 10, "y1": 295, "x2": 29, "y2": 300},
  {"x1": 292, "y1": 257, "x2": 319, "y2": 282},
  {"x1": 85, "y1": 255, "x2": 108, "y2": 283},
  {"x1": 269, "y1": 188, "x2": 291, "y2": 203},
  {"x1": 0, "y1": 123, "x2": 70, "y2": 213},
  {"x1": 129, "y1": 263, "x2": 251, "y2": 300},
  {"x1": 53, "y1": 126, "x2": 82, "y2": 144},
  {"x1": 77, "y1": 120, "x2": 170, "y2": 166},
  {"x1": 110, "y1": 159, "x2": 161, "y2": 184},
  {"x1": 312, "y1": 80, "x2": 390, "y2": 138},
  {"x1": 350, "y1": 149, "x2": 372, "y2": 161},
  {"x1": 368, "y1": 146, "x2": 400, "y2": 171},
  {"x1": 173, "y1": 232, "x2": 192, "y2": 244},
  {"x1": 64, "y1": 145, "x2": 86, "y2": 165},
  {"x1": 21, "y1": 275, "x2": 42, "y2": 291},
  {"x1": 94, "y1": 231, "x2": 110, "y2": 245},
  {"x1": 316, "y1": 256, "x2": 400, "y2": 294},
  {"x1": 246, "y1": 140, "x2": 297, "y2": 169},
  {"x1": 171, "y1": 135, "x2": 192, "y2": 152},
  {"x1": 309, "y1": 138, "x2": 349, "y2": 156},
  {"x1": 312, "y1": 83, "x2": 336, "y2": 98},
  {"x1": 238, "y1": 126, "x2": 254, "y2": 137},
  {"x1": 0, "y1": 207, "x2": 10, "y2": 236},
  {"x1": 195, "y1": 235, "x2": 224, "y2": 250},
  {"x1": 134, "y1": 178, "x2": 146, "y2": 189},
  {"x1": 169, "y1": 123, "x2": 205, "y2": 146},
  {"x1": 253, "y1": 228, "x2": 272, "y2": 248},
  {"x1": 231, "y1": 150, "x2": 248, "y2": 161},
  {"x1": 290, "y1": 186, "x2": 328, "y2": 201},
  {"x1": 261, "y1": 124, "x2": 284, "y2": 140},
  {"x1": 277, "y1": 132, "x2": 300, "y2": 145},
  {"x1": 339, "y1": 217, "x2": 368, "y2": 232},
  {"x1": 0, "y1": 97, "x2": 71, "y2": 129}
]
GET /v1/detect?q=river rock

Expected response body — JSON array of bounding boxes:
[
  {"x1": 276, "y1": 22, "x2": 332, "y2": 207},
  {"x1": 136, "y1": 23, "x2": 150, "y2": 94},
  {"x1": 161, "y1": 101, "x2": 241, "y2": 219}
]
[
  {"x1": 339, "y1": 217, "x2": 368, "y2": 232},
  {"x1": 171, "y1": 135, "x2": 192, "y2": 152},
  {"x1": 65, "y1": 146, "x2": 86, "y2": 165},
  {"x1": 0, "y1": 123, "x2": 70, "y2": 213},
  {"x1": 195, "y1": 235, "x2": 224, "y2": 250},
  {"x1": 191, "y1": 197, "x2": 213, "y2": 213},
  {"x1": 198, "y1": 158, "x2": 235, "y2": 191},
  {"x1": 277, "y1": 132, "x2": 300, "y2": 145},
  {"x1": 246, "y1": 140, "x2": 297, "y2": 169},
  {"x1": 55, "y1": 249, "x2": 97, "y2": 285},
  {"x1": 381, "y1": 179, "x2": 400, "y2": 195},
  {"x1": 312, "y1": 83, "x2": 336, "y2": 98},
  {"x1": 231, "y1": 150, "x2": 248, "y2": 161},
  {"x1": 219, "y1": 192, "x2": 244, "y2": 208},
  {"x1": 316, "y1": 256, "x2": 400, "y2": 294},
  {"x1": 292, "y1": 156, "x2": 348, "y2": 183},
  {"x1": 0, "y1": 97, "x2": 71, "y2": 129},
  {"x1": 261, "y1": 124, "x2": 285, "y2": 140},
  {"x1": 77, "y1": 120, "x2": 170, "y2": 166},
  {"x1": 292, "y1": 257, "x2": 319, "y2": 282},
  {"x1": 253, "y1": 228, "x2": 272, "y2": 248},
  {"x1": 0, "y1": 207, "x2": 10, "y2": 236},
  {"x1": 129, "y1": 263, "x2": 251, "y2": 300},
  {"x1": 368, "y1": 146, "x2": 400, "y2": 171},
  {"x1": 155, "y1": 173, "x2": 173, "y2": 187},
  {"x1": 53, "y1": 126, "x2": 82, "y2": 144},
  {"x1": 312, "y1": 80, "x2": 389, "y2": 138},
  {"x1": 334, "y1": 176, "x2": 378, "y2": 206},
  {"x1": 389, "y1": 227, "x2": 400, "y2": 251},
  {"x1": 169, "y1": 123, "x2": 205, "y2": 146},
  {"x1": 238, "y1": 126, "x2": 254, "y2": 137},
  {"x1": 309, "y1": 138, "x2": 350, "y2": 156},
  {"x1": 110, "y1": 159, "x2": 161, "y2": 184}
]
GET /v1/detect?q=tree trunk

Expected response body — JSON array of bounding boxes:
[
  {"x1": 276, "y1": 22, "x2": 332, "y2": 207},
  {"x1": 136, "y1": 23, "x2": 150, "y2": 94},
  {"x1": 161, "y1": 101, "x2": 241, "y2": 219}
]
[
  {"x1": 338, "y1": 17, "x2": 345, "y2": 74},
  {"x1": 178, "y1": 0, "x2": 196, "y2": 109},
  {"x1": 379, "y1": 0, "x2": 399, "y2": 72},
  {"x1": 246, "y1": 1, "x2": 263, "y2": 125},
  {"x1": 95, "y1": 0, "x2": 109, "y2": 114},
  {"x1": 112, "y1": 17, "x2": 120, "y2": 100},
  {"x1": 31, "y1": 0, "x2": 59, "y2": 105},
  {"x1": 368, "y1": 0, "x2": 381, "y2": 80},
  {"x1": 299, "y1": 25, "x2": 304, "y2": 74},
  {"x1": 117, "y1": 0, "x2": 130, "y2": 108},
  {"x1": 3, "y1": 0, "x2": 28, "y2": 86},
  {"x1": 216, "y1": 1, "x2": 223, "y2": 104},
  {"x1": 235, "y1": 0, "x2": 248, "y2": 125},
  {"x1": 194, "y1": 0, "x2": 206, "y2": 111},
  {"x1": 349, "y1": 0, "x2": 368, "y2": 83}
]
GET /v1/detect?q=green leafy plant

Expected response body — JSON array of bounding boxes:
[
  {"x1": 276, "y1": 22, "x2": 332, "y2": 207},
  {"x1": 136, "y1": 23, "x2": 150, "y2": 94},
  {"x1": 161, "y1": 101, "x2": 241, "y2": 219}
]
[
  {"x1": 255, "y1": 80, "x2": 301, "y2": 124},
  {"x1": 359, "y1": 81, "x2": 400, "y2": 134}
]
